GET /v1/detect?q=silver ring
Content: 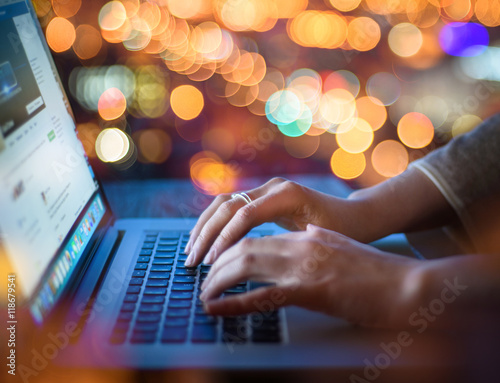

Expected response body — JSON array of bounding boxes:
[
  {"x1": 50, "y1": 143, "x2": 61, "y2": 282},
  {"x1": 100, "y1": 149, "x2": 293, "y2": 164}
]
[{"x1": 231, "y1": 192, "x2": 252, "y2": 205}]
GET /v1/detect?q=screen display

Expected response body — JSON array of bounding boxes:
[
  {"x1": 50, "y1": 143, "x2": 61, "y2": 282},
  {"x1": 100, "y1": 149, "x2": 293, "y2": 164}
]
[{"x1": 0, "y1": 0, "x2": 103, "y2": 318}]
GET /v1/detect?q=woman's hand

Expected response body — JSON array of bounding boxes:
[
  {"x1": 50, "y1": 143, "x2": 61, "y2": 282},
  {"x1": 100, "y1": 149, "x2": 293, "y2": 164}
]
[
  {"x1": 199, "y1": 225, "x2": 423, "y2": 328},
  {"x1": 185, "y1": 177, "x2": 367, "y2": 266}
]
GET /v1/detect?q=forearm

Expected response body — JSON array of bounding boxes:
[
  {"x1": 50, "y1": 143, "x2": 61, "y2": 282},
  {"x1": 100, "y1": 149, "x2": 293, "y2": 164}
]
[
  {"x1": 344, "y1": 166, "x2": 457, "y2": 243},
  {"x1": 406, "y1": 254, "x2": 500, "y2": 327}
]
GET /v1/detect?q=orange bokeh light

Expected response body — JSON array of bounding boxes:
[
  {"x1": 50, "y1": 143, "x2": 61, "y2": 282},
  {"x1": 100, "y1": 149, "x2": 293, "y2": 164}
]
[
  {"x1": 98, "y1": 88, "x2": 127, "y2": 121},
  {"x1": 371, "y1": 140, "x2": 409, "y2": 178},
  {"x1": 170, "y1": 85, "x2": 204, "y2": 120},
  {"x1": 330, "y1": 149, "x2": 366, "y2": 180},
  {"x1": 397, "y1": 112, "x2": 434, "y2": 149},
  {"x1": 46, "y1": 17, "x2": 76, "y2": 53}
]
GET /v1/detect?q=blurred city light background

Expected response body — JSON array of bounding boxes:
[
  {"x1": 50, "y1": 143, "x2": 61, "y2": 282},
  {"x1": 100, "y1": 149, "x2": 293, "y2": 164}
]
[{"x1": 34, "y1": 0, "x2": 500, "y2": 195}]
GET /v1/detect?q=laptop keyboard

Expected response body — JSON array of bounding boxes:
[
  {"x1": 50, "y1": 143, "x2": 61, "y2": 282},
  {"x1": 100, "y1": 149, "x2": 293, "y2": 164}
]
[{"x1": 109, "y1": 232, "x2": 283, "y2": 345}]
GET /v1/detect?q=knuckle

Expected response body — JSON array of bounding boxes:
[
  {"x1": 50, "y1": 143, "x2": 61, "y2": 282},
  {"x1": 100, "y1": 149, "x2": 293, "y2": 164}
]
[
  {"x1": 235, "y1": 204, "x2": 256, "y2": 222},
  {"x1": 242, "y1": 252, "x2": 257, "y2": 268},
  {"x1": 219, "y1": 200, "x2": 235, "y2": 216},
  {"x1": 269, "y1": 176, "x2": 287, "y2": 185},
  {"x1": 239, "y1": 237, "x2": 254, "y2": 249}
]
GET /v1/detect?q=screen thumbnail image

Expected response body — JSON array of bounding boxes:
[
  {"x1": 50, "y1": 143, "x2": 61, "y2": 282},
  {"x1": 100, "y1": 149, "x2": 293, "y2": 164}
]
[{"x1": 0, "y1": 18, "x2": 45, "y2": 139}]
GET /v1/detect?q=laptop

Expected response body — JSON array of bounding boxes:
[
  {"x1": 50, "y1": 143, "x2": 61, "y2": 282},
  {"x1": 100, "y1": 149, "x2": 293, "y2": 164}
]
[{"x1": 0, "y1": 0, "x2": 443, "y2": 374}]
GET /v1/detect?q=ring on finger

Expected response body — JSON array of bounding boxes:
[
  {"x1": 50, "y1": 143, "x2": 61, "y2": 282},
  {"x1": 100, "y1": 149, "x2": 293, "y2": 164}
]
[{"x1": 231, "y1": 192, "x2": 252, "y2": 205}]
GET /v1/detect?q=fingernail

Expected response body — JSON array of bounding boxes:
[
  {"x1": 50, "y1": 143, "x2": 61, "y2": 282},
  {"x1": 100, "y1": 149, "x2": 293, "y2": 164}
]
[
  {"x1": 200, "y1": 278, "x2": 210, "y2": 291},
  {"x1": 205, "y1": 249, "x2": 216, "y2": 264},
  {"x1": 185, "y1": 249, "x2": 195, "y2": 266},
  {"x1": 199, "y1": 291, "x2": 207, "y2": 301},
  {"x1": 185, "y1": 239, "x2": 192, "y2": 254}
]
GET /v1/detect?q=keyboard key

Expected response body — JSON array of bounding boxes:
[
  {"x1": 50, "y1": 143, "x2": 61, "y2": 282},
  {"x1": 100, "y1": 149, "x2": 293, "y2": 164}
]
[
  {"x1": 166, "y1": 308, "x2": 190, "y2": 317},
  {"x1": 149, "y1": 272, "x2": 171, "y2": 279},
  {"x1": 151, "y1": 265, "x2": 172, "y2": 272},
  {"x1": 192, "y1": 325, "x2": 216, "y2": 343},
  {"x1": 144, "y1": 287, "x2": 167, "y2": 295},
  {"x1": 252, "y1": 332, "x2": 281, "y2": 343},
  {"x1": 121, "y1": 303, "x2": 136, "y2": 312},
  {"x1": 129, "y1": 278, "x2": 144, "y2": 286},
  {"x1": 158, "y1": 240, "x2": 178, "y2": 246},
  {"x1": 146, "y1": 279, "x2": 168, "y2": 287},
  {"x1": 175, "y1": 269, "x2": 196, "y2": 276},
  {"x1": 123, "y1": 294, "x2": 138, "y2": 303},
  {"x1": 194, "y1": 315, "x2": 216, "y2": 325},
  {"x1": 132, "y1": 270, "x2": 146, "y2": 278},
  {"x1": 139, "y1": 250, "x2": 153, "y2": 256},
  {"x1": 117, "y1": 312, "x2": 133, "y2": 322},
  {"x1": 164, "y1": 318, "x2": 189, "y2": 327},
  {"x1": 139, "y1": 304, "x2": 163, "y2": 313},
  {"x1": 171, "y1": 283, "x2": 194, "y2": 292},
  {"x1": 173, "y1": 276, "x2": 195, "y2": 283},
  {"x1": 157, "y1": 245, "x2": 177, "y2": 252},
  {"x1": 130, "y1": 332, "x2": 157, "y2": 343},
  {"x1": 196, "y1": 306, "x2": 213, "y2": 315},
  {"x1": 142, "y1": 243, "x2": 155, "y2": 249},
  {"x1": 153, "y1": 259, "x2": 174, "y2": 265},
  {"x1": 170, "y1": 292, "x2": 193, "y2": 300},
  {"x1": 136, "y1": 313, "x2": 162, "y2": 323},
  {"x1": 178, "y1": 255, "x2": 188, "y2": 262},
  {"x1": 126, "y1": 286, "x2": 141, "y2": 294},
  {"x1": 134, "y1": 323, "x2": 159, "y2": 332},
  {"x1": 159, "y1": 233, "x2": 180, "y2": 240},
  {"x1": 142, "y1": 295, "x2": 165, "y2": 304},
  {"x1": 154, "y1": 252, "x2": 175, "y2": 258},
  {"x1": 137, "y1": 256, "x2": 151, "y2": 263},
  {"x1": 225, "y1": 286, "x2": 246, "y2": 293},
  {"x1": 161, "y1": 328, "x2": 187, "y2": 343},
  {"x1": 168, "y1": 300, "x2": 191, "y2": 308},
  {"x1": 134, "y1": 263, "x2": 148, "y2": 270}
]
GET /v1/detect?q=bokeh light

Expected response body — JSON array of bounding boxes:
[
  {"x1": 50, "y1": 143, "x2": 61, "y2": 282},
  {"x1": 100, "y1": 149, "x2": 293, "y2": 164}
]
[
  {"x1": 452, "y1": 114, "x2": 482, "y2": 137},
  {"x1": 388, "y1": 23, "x2": 423, "y2": 58},
  {"x1": 330, "y1": 149, "x2": 366, "y2": 180},
  {"x1": 95, "y1": 128, "x2": 131, "y2": 163},
  {"x1": 397, "y1": 112, "x2": 434, "y2": 149},
  {"x1": 136, "y1": 129, "x2": 172, "y2": 164},
  {"x1": 170, "y1": 85, "x2": 204, "y2": 120},
  {"x1": 439, "y1": 22, "x2": 489, "y2": 57},
  {"x1": 336, "y1": 118, "x2": 374, "y2": 154},
  {"x1": 73, "y1": 25, "x2": 103, "y2": 60},
  {"x1": 371, "y1": 140, "x2": 409, "y2": 177},
  {"x1": 366, "y1": 72, "x2": 401, "y2": 106},
  {"x1": 98, "y1": 88, "x2": 127, "y2": 121},
  {"x1": 347, "y1": 17, "x2": 381, "y2": 52},
  {"x1": 46, "y1": 17, "x2": 76, "y2": 53}
]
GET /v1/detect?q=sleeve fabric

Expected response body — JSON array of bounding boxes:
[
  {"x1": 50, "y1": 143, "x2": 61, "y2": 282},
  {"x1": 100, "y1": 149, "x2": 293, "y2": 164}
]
[{"x1": 410, "y1": 113, "x2": 500, "y2": 244}]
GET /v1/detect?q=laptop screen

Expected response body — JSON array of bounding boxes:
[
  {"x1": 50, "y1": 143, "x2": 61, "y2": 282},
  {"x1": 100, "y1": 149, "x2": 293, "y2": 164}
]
[{"x1": 0, "y1": 0, "x2": 106, "y2": 322}]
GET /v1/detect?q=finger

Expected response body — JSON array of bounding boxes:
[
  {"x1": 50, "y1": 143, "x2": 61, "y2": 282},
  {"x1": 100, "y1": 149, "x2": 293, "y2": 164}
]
[
  {"x1": 185, "y1": 194, "x2": 230, "y2": 255},
  {"x1": 188, "y1": 191, "x2": 259, "y2": 266},
  {"x1": 201, "y1": 251, "x2": 291, "y2": 301},
  {"x1": 205, "y1": 191, "x2": 292, "y2": 264},
  {"x1": 201, "y1": 236, "x2": 297, "y2": 290},
  {"x1": 204, "y1": 285, "x2": 294, "y2": 316},
  {"x1": 306, "y1": 224, "x2": 348, "y2": 244},
  {"x1": 188, "y1": 178, "x2": 287, "y2": 266}
]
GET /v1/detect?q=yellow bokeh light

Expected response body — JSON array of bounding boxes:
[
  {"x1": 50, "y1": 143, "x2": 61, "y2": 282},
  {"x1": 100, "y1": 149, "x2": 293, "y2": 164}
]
[
  {"x1": 99, "y1": 1, "x2": 127, "y2": 31},
  {"x1": 347, "y1": 17, "x2": 381, "y2": 52},
  {"x1": 289, "y1": 11, "x2": 347, "y2": 49},
  {"x1": 452, "y1": 115, "x2": 482, "y2": 138},
  {"x1": 371, "y1": 140, "x2": 409, "y2": 178},
  {"x1": 46, "y1": 17, "x2": 76, "y2": 53},
  {"x1": 474, "y1": 0, "x2": 500, "y2": 27},
  {"x1": 95, "y1": 128, "x2": 131, "y2": 163},
  {"x1": 336, "y1": 118, "x2": 374, "y2": 154},
  {"x1": 388, "y1": 23, "x2": 423, "y2": 58},
  {"x1": 98, "y1": 88, "x2": 127, "y2": 121},
  {"x1": 330, "y1": 149, "x2": 366, "y2": 180},
  {"x1": 356, "y1": 96, "x2": 387, "y2": 131},
  {"x1": 397, "y1": 112, "x2": 434, "y2": 149},
  {"x1": 329, "y1": 0, "x2": 362, "y2": 12},
  {"x1": 170, "y1": 85, "x2": 204, "y2": 120}
]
